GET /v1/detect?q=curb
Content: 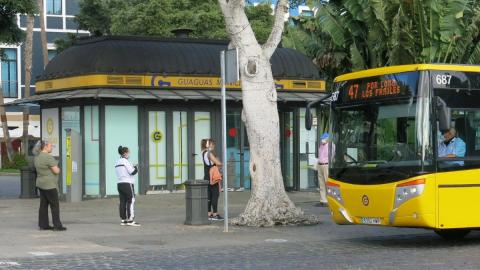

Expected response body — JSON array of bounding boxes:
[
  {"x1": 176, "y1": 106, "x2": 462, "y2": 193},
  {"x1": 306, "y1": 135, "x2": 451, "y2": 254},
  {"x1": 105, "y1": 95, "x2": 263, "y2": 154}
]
[{"x1": 0, "y1": 173, "x2": 21, "y2": 177}]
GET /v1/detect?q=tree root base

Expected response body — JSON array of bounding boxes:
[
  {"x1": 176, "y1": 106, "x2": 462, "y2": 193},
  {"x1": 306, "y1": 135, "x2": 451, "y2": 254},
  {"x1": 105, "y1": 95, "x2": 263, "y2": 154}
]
[{"x1": 230, "y1": 209, "x2": 320, "y2": 227}]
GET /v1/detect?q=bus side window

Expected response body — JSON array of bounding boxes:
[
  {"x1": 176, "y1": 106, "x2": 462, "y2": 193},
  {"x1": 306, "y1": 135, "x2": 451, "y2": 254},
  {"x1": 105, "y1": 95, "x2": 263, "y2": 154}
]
[{"x1": 454, "y1": 116, "x2": 474, "y2": 156}]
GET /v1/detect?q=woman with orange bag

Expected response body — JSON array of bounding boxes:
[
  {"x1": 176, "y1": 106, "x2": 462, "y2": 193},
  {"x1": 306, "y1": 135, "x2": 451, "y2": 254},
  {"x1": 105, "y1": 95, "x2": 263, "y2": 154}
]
[{"x1": 201, "y1": 138, "x2": 224, "y2": 221}]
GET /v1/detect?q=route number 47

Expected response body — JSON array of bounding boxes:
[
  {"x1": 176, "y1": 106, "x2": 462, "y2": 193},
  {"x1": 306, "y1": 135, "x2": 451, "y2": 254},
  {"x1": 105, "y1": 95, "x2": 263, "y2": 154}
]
[{"x1": 435, "y1": 74, "x2": 452, "y2": 86}]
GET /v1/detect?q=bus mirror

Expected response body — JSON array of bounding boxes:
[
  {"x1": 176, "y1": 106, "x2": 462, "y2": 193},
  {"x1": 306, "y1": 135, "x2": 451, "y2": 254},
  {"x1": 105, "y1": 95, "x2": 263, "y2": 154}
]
[
  {"x1": 436, "y1": 97, "x2": 451, "y2": 132},
  {"x1": 305, "y1": 107, "x2": 313, "y2": 131}
]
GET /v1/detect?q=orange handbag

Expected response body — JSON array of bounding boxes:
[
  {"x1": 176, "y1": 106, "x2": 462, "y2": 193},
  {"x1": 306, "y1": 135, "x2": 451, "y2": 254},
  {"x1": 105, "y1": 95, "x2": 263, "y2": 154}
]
[{"x1": 209, "y1": 166, "x2": 222, "y2": 185}]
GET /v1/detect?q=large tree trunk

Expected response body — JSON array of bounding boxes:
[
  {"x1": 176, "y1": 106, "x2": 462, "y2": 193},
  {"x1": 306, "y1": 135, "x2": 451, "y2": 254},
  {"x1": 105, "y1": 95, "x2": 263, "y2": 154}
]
[
  {"x1": 22, "y1": 15, "x2": 34, "y2": 156},
  {"x1": 219, "y1": 0, "x2": 318, "y2": 226},
  {"x1": 38, "y1": 0, "x2": 48, "y2": 68}
]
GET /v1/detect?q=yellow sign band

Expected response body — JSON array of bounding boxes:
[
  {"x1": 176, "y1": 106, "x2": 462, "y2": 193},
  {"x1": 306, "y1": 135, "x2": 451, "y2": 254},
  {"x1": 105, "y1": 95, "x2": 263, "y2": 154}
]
[{"x1": 35, "y1": 74, "x2": 326, "y2": 93}]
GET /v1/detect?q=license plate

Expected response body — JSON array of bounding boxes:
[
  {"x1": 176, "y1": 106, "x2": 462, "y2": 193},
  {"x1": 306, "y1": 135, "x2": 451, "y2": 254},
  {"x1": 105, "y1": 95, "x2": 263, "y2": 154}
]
[{"x1": 360, "y1": 217, "x2": 382, "y2": 225}]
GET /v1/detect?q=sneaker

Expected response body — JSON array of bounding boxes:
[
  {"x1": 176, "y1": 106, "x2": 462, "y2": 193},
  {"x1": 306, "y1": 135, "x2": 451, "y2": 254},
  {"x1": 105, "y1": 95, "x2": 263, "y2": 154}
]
[
  {"x1": 236, "y1": 187, "x2": 245, "y2": 192},
  {"x1": 126, "y1": 220, "x2": 141, "y2": 227},
  {"x1": 211, "y1": 215, "x2": 224, "y2": 221},
  {"x1": 227, "y1": 188, "x2": 235, "y2": 192},
  {"x1": 39, "y1": 226, "x2": 54, "y2": 230},
  {"x1": 120, "y1": 220, "x2": 128, "y2": 226},
  {"x1": 53, "y1": 226, "x2": 67, "y2": 231},
  {"x1": 208, "y1": 215, "x2": 214, "y2": 221}
]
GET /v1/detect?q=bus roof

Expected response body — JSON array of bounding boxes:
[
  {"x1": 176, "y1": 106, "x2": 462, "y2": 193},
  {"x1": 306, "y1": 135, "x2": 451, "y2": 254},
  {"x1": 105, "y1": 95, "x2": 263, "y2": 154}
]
[{"x1": 334, "y1": 64, "x2": 480, "y2": 82}]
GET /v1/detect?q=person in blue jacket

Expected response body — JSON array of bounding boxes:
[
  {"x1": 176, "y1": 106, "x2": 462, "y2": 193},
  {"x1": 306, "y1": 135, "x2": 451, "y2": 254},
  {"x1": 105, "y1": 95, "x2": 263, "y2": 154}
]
[{"x1": 438, "y1": 128, "x2": 466, "y2": 166}]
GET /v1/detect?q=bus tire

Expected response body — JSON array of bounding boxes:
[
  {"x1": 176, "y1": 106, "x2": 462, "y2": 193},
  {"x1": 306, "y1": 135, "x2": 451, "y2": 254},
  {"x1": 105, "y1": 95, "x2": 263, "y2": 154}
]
[{"x1": 434, "y1": 229, "x2": 471, "y2": 240}]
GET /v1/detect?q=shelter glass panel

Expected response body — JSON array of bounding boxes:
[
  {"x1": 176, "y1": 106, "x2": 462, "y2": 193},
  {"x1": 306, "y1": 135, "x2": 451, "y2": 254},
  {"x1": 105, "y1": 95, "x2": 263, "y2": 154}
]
[
  {"x1": 105, "y1": 106, "x2": 139, "y2": 195},
  {"x1": 148, "y1": 111, "x2": 167, "y2": 187},
  {"x1": 84, "y1": 106, "x2": 100, "y2": 196},
  {"x1": 299, "y1": 108, "x2": 317, "y2": 190},
  {"x1": 173, "y1": 111, "x2": 188, "y2": 185},
  {"x1": 281, "y1": 111, "x2": 294, "y2": 189},
  {"x1": 194, "y1": 112, "x2": 211, "y2": 179},
  {"x1": 226, "y1": 111, "x2": 250, "y2": 190},
  {"x1": 61, "y1": 106, "x2": 80, "y2": 194}
]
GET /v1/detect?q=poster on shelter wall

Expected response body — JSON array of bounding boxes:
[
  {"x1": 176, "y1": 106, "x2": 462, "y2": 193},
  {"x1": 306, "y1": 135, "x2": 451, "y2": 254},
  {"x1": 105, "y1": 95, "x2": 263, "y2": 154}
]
[{"x1": 41, "y1": 108, "x2": 59, "y2": 157}]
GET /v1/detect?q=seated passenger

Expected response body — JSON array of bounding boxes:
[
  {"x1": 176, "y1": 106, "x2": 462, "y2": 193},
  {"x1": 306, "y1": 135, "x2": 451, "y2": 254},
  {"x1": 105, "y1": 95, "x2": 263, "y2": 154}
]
[{"x1": 438, "y1": 128, "x2": 466, "y2": 165}]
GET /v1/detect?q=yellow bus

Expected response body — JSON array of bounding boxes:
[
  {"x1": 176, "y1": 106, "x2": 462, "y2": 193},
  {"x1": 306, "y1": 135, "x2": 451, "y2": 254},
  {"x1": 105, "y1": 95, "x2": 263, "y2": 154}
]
[{"x1": 306, "y1": 64, "x2": 480, "y2": 239}]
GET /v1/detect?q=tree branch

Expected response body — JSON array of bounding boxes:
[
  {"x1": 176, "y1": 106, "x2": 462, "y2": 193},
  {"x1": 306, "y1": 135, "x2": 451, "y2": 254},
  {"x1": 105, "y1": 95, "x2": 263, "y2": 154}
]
[
  {"x1": 228, "y1": 0, "x2": 245, "y2": 9},
  {"x1": 218, "y1": 0, "x2": 227, "y2": 11},
  {"x1": 262, "y1": 0, "x2": 289, "y2": 59}
]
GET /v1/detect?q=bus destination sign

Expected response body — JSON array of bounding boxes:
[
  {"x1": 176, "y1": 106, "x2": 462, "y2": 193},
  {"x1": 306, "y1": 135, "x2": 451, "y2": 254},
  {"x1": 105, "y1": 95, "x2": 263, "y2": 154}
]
[
  {"x1": 337, "y1": 71, "x2": 419, "y2": 104},
  {"x1": 345, "y1": 79, "x2": 401, "y2": 101}
]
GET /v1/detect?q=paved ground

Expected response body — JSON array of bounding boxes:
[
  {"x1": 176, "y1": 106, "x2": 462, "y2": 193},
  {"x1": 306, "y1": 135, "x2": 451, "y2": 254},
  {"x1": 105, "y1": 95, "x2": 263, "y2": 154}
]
[
  {"x1": 1, "y1": 176, "x2": 480, "y2": 269},
  {"x1": 0, "y1": 175, "x2": 20, "y2": 199}
]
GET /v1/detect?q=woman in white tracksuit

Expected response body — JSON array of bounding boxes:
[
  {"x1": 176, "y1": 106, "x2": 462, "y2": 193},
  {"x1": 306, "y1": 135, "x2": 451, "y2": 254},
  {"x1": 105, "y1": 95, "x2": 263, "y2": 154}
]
[{"x1": 115, "y1": 146, "x2": 140, "y2": 226}]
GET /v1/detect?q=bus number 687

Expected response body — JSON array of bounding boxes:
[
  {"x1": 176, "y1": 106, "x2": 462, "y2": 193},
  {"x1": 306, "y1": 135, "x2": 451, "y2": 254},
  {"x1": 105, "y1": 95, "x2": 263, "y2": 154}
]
[{"x1": 435, "y1": 74, "x2": 452, "y2": 86}]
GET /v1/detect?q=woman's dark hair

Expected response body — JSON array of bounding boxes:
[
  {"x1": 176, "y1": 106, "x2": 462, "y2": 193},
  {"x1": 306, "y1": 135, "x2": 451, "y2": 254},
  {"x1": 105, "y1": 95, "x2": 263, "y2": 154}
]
[
  {"x1": 201, "y1": 139, "x2": 208, "y2": 150},
  {"x1": 40, "y1": 140, "x2": 49, "y2": 150},
  {"x1": 118, "y1": 145, "x2": 129, "y2": 156},
  {"x1": 201, "y1": 139, "x2": 216, "y2": 150}
]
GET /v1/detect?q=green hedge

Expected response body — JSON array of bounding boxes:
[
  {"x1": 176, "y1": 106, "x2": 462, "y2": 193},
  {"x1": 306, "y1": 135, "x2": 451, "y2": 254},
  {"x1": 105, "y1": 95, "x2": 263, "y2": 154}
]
[{"x1": 3, "y1": 153, "x2": 28, "y2": 169}]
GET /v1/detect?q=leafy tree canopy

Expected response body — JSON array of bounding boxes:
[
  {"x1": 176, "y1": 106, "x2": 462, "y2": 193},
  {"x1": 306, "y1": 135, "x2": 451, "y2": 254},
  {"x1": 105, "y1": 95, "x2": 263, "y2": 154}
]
[
  {"x1": 0, "y1": 0, "x2": 36, "y2": 45},
  {"x1": 57, "y1": 0, "x2": 277, "y2": 51}
]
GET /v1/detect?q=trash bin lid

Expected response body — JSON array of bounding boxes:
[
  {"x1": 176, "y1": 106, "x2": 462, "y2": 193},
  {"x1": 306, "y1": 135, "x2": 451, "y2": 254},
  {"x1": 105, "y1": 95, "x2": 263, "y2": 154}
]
[{"x1": 185, "y1": 180, "x2": 210, "y2": 186}]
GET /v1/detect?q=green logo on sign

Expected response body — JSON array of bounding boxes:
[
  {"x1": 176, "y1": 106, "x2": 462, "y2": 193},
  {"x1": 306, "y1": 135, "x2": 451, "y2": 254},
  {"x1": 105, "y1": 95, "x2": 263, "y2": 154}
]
[{"x1": 151, "y1": 130, "x2": 163, "y2": 143}]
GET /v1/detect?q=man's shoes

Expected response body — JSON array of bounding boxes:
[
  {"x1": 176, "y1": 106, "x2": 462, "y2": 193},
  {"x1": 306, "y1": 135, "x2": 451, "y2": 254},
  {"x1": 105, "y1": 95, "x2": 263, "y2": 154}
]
[
  {"x1": 236, "y1": 187, "x2": 245, "y2": 192},
  {"x1": 126, "y1": 220, "x2": 141, "y2": 227},
  {"x1": 208, "y1": 215, "x2": 214, "y2": 221},
  {"x1": 211, "y1": 215, "x2": 224, "y2": 221},
  {"x1": 39, "y1": 226, "x2": 54, "y2": 230},
  {"x1": 53, "y1": 226, "x2": 67, "y2": 231},
  {"x1": 120, "y1": 220, "x2": 128, "y2": 226}
]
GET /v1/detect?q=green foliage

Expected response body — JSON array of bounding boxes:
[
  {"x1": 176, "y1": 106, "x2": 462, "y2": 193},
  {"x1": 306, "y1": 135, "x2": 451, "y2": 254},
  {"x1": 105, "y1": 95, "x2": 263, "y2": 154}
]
[
  {"x1": 107, "y1": 0, "x2": 226, "y2": 39},
  {"x1": 54, "y1": 33, "x2": 78, "y2": 53},
  {"x1": 246, "y1": 3, "x2": 275, "y2": 43},
  {"x1": 73, "y1": 0, "x2": 274, "y2": 41},
  {"x1": 75, "y1": 0, "x2": 112, "y2": 36},
  {"x1": 0, "y1": 0, "x2": 37, "y2": 44},
  {"x1": 282, "y1": 25, "x2": 310, "y2": 54},
  {"x1": 54, "y1": 0, "x2": 277, "y2": 51},
  {"x1": 287, "y1": 0, "x2": 480, "y2": 85},
  {"x1": 3, "y1": 152, "x2": 28, "y2": 169}
]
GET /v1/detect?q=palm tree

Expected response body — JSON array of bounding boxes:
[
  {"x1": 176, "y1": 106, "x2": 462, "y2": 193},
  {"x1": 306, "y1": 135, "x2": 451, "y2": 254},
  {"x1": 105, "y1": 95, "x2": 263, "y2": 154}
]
[
  {"x1": 22, "y1": 15, "x2": 34, "y2": 156},
  {"x1": 37, "y1": 0, "x2": 48, "y2": 67},
  {"x1": 0, "y1": 87, "x2": 14, "y2": 161},
  {"x1": 291, "y1": 0, "x2": 480, "y2": 80},
  {"x1": 0, "y1": 0, "x2": 37, "y2": 162}
]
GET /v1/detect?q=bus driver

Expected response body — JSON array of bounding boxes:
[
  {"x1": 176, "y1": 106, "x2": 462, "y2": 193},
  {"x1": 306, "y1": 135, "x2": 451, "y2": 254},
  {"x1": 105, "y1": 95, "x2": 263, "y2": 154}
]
[{"x1": 438, "y1": 128, "x2": 466, "y2": 161}]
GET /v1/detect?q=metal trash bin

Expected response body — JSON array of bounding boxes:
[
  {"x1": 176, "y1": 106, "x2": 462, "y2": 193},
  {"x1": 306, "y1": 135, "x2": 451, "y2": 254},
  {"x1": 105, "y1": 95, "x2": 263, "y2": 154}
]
[
  {"x1": 185, "y1": 180, "x2": 209, "y2": 225},
  {"x1": 20, "y1": 166, "x2": 37, "y2": 199}
]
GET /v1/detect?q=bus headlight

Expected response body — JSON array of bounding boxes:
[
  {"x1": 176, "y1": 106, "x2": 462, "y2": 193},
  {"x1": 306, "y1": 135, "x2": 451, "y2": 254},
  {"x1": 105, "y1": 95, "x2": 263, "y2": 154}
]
[
  {"x1": 327, "y1": 181, "x2": 343, "y2": 205},
  {"x1": 394, "y1": 179, "x2": 425, "y2": 208}
]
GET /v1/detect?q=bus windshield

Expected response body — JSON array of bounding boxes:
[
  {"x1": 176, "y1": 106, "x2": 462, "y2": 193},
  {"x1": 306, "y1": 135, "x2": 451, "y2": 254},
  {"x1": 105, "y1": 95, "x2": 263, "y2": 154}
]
[{"x1": 330, "y1": 71, "x2": 434, "y2": 184}]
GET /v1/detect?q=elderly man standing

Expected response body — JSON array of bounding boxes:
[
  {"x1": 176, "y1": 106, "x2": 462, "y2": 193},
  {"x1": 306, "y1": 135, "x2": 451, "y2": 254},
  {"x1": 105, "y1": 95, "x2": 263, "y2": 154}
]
[{"x1": 316, "y1": 132, "x2": 329, "y2": 207}]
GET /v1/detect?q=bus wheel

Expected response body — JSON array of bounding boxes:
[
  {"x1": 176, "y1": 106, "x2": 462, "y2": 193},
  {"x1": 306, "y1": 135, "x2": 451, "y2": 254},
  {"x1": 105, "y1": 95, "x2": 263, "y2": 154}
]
[{"x1": 434, "y1": 229, "x2": 471, "y2": 240}]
